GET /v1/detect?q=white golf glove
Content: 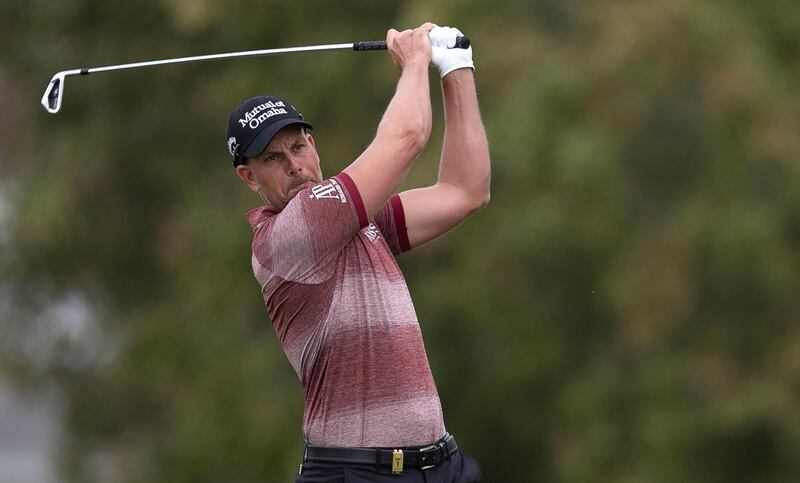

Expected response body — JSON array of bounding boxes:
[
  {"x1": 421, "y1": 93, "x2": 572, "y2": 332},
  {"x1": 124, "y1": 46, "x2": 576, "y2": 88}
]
[{"x1": 429, "y1": 26, "x2": 474, "y2": 79}]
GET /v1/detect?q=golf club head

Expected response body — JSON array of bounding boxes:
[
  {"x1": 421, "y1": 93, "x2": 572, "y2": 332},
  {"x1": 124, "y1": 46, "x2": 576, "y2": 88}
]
[
  {"x1": 41, "y1": 70, "x2": 81, "y2": 114},
  {"x1": 41, "y1": 73, "x2": 65, "y2": 114}
]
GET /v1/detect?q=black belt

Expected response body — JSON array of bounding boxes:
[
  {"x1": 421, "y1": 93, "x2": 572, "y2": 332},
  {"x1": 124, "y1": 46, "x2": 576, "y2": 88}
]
[{"x1": 303, "y1": 433, "x2": 458, "y2": 474}]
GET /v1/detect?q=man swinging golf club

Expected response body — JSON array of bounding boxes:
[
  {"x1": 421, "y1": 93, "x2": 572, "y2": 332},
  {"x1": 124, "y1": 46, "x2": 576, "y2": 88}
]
[{"x1": 227, "y1": 23, "x2": 490, "y2": 482}]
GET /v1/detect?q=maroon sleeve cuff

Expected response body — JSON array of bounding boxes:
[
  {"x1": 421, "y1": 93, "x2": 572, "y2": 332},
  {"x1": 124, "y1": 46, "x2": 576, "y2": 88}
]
[
  {"x1": 390, "y1": 194, "x2": 411, "y2": 252},
  {"x1": 336, "y1": 172, "x2": 368, "y2": 229}
]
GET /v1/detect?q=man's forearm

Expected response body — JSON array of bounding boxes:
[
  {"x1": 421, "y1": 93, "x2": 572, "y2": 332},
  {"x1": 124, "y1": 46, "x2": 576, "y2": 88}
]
[
  {"x1": 437, "y1": 70, "x2": 490, "y2": 205},
  {"x1": 343, "y1": 43, "x2": 434, "y2": 218},
  {"x1": 377, "y1": 60, "x2": 432, "y2": 151}
]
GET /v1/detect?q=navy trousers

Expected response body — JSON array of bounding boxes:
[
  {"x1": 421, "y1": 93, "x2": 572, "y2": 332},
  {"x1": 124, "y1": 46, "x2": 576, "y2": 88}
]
[{"x1": 295, "y1": 450, "x2": 482, "y2": 482}]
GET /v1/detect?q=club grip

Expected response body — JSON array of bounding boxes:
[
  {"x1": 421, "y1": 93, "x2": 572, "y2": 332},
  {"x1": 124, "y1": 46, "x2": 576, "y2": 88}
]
[
  {"x1": 352, "y1": 41, "x2": 388, "y2": 51},
  {"x1": 353, "y1": 35, "x2": 471, "y2": 51}
]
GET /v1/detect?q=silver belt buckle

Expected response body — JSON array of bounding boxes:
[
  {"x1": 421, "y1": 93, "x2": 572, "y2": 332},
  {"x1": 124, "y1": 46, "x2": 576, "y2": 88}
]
[{"x1": 418, "y1": 442, "x2": 443, "y2": 470}]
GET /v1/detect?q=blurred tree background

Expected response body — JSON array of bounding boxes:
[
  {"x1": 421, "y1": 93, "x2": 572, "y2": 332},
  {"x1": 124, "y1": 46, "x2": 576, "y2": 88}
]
[{"x1": 1, "y1": 0, "x2": 800, "y2": 481}]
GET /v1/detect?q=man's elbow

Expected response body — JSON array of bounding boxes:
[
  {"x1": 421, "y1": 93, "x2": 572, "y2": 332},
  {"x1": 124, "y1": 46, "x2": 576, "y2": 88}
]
[
  {"x1": 404, "y1": 125, "x2": 430, "y2": 155},
  {"x1": 404, "y1": 117, "x2": 431, "y2": 154},
  {"x1": 380, "y1": 121, "x2": 430, "y2": 159},
  {"x1": 452, "y1": 177, "x2": 490, "y2": 216},
  {"x1": 477, "y1": 191, "x2": 490, "y2": 209},
  {"x1": 472, "y1": 175, "x2": 491, "y2": 211},
  {"x1": 471, "y1": 191, "x2": 490, "y2": 212},
  {"x1": 464, "y1": 188, "x2": 490, "y2": 215}
]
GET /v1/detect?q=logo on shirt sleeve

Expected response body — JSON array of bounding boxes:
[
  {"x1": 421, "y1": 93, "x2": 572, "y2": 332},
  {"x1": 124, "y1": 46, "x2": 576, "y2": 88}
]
[
  {"x1": 363, "y1": 222, "x2": 380, "y2": 242},
  {"x1": 309, "y1": 179, "x2": 348, "y2": 203}
]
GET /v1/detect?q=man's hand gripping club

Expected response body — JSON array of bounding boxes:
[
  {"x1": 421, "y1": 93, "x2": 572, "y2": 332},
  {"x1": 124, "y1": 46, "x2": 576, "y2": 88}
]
[{"x1": 386, "y1": 23, "x2": 436, "y2": 71}]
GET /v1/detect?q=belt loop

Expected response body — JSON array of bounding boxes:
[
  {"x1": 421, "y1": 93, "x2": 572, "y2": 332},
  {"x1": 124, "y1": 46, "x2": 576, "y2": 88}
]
[{"x1": 375, "y1": 448, "x2": 380, "y2": 470}]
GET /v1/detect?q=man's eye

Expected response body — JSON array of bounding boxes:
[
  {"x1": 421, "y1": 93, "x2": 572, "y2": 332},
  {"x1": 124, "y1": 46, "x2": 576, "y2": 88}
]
[
  {"x1": 293, "y1": 144, "x2": 305, "y2": 152},
  {"x1": 266, "y1": 154, "x2": 279, "y2": 161}
]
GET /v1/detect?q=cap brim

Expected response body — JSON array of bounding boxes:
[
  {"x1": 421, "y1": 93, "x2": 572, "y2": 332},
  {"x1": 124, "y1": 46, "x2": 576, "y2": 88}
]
[{"x1": 242, "y1": 119, "x2": 314, "y2": 159}]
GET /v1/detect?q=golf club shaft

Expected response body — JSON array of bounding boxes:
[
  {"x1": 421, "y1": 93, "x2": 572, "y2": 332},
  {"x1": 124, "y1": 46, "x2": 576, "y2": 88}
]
[
  {"x1": 83, "y1": 43, "x2": 356, "y2": 75},
  {"x1": 41, "y1": 36, "x2": 470, "y2": 114},
  {"x1": 76, "y1": 36, "x2": 468, "y2": 75}
]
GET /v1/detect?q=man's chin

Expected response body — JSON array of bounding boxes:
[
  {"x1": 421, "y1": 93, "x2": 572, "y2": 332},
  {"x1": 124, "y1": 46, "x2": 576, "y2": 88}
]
[
  {"x1": 277, "y1": 181, "x2": 314, "y2": 205},
  {"x1": 264, "y1": 173, "x2": 318, "y2": 208},
  {"x1": 290, "y1": 180, "x2": 315, "y2": 195}
]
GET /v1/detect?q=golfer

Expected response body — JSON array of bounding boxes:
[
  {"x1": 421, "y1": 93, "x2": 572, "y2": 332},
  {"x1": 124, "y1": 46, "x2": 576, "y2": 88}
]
[{"x1": 226, "y1": 23, "x2": 489, "y2": 482}]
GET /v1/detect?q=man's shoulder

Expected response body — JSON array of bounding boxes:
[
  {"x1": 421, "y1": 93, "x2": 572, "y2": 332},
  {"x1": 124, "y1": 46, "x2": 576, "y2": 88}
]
[{"x1": 246, "y1": 205, "x2": 277, "y2": 231}]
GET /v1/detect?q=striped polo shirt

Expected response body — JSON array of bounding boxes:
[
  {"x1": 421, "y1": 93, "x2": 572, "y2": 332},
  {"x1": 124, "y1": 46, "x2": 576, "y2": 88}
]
[{"x1": 247, "y1": 172, "x2": 446, "y2": 447}]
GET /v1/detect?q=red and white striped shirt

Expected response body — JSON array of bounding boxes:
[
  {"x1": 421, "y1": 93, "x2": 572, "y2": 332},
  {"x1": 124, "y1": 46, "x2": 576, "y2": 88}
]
[{"x1": 247, "y1": 173, "x2": 446, "y2": 447}]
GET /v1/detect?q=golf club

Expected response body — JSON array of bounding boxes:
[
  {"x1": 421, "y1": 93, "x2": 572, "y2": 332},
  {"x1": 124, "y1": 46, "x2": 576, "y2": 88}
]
[{"x1": 41, "y1": 36, "x2": 470, "y2": 114}]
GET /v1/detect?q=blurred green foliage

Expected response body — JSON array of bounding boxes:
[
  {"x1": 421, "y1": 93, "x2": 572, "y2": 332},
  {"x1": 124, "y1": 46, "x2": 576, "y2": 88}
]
[{"x1": 2, "y1": 0, "x2": 800, "y2": 481}]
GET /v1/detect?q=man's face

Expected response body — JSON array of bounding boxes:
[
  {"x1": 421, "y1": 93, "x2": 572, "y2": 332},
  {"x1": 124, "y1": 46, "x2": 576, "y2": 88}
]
[{"x1": 235, "y1": 125, "x2": 323, "y2": 210}]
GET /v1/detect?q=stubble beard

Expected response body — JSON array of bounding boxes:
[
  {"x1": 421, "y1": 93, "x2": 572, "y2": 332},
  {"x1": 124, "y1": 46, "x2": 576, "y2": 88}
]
[
  {"x1": 258, "y1": 175, "x2": 318, "y2": 211},
  {"x1": 258, "y1": 186, "x2": 285, "y2": 211}
]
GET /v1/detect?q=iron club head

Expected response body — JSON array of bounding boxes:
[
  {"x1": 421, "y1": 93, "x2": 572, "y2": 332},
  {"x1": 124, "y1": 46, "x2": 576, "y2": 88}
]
[
  {"x1": 41, "y1": 72, "x2": 65, "y2": 114},
  {"x1": 42, "y1": 71, "x2": 72, "y2": 114},
  {"x1": 41, "y1": 70, "x2": 81, "y2": 114}
]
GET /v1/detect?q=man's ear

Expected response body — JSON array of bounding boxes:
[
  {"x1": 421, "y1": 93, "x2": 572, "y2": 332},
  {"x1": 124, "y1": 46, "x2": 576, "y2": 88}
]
[
  {"x1": 235, "y1": 165, "x2": 260, "y2": 193},
  {"x1": 306, "y1": 132, "x2": 316, "y2": 148}
]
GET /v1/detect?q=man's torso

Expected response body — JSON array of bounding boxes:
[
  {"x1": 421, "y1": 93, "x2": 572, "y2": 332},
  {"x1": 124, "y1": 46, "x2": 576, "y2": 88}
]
[{"x1": 248, "y1": 174, "x2": 445, "y2": 447}]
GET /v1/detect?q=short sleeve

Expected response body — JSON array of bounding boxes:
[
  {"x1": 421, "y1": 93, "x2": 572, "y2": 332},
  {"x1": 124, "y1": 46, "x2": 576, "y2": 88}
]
[
  {"x1": 372, "y1": 194, "x2": 411, "y2": 256},
  {"x1": 252, "y1": 173, "x2": 368, "y2": 282}
]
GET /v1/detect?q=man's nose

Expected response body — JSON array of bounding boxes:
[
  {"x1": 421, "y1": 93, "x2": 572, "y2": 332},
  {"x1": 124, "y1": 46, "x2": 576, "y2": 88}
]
[{"x1": 287, "y1": 154, "x2": 303, "y2": 175}]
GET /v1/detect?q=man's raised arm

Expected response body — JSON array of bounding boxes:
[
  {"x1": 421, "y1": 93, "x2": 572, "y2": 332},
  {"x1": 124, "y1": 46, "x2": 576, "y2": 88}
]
[
  {"x1": 399, "y1": 27, "x2": 491, "y2": 249},
  {"x1": 343, "y1": 23, "x2": 436, "y2": 219}
]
